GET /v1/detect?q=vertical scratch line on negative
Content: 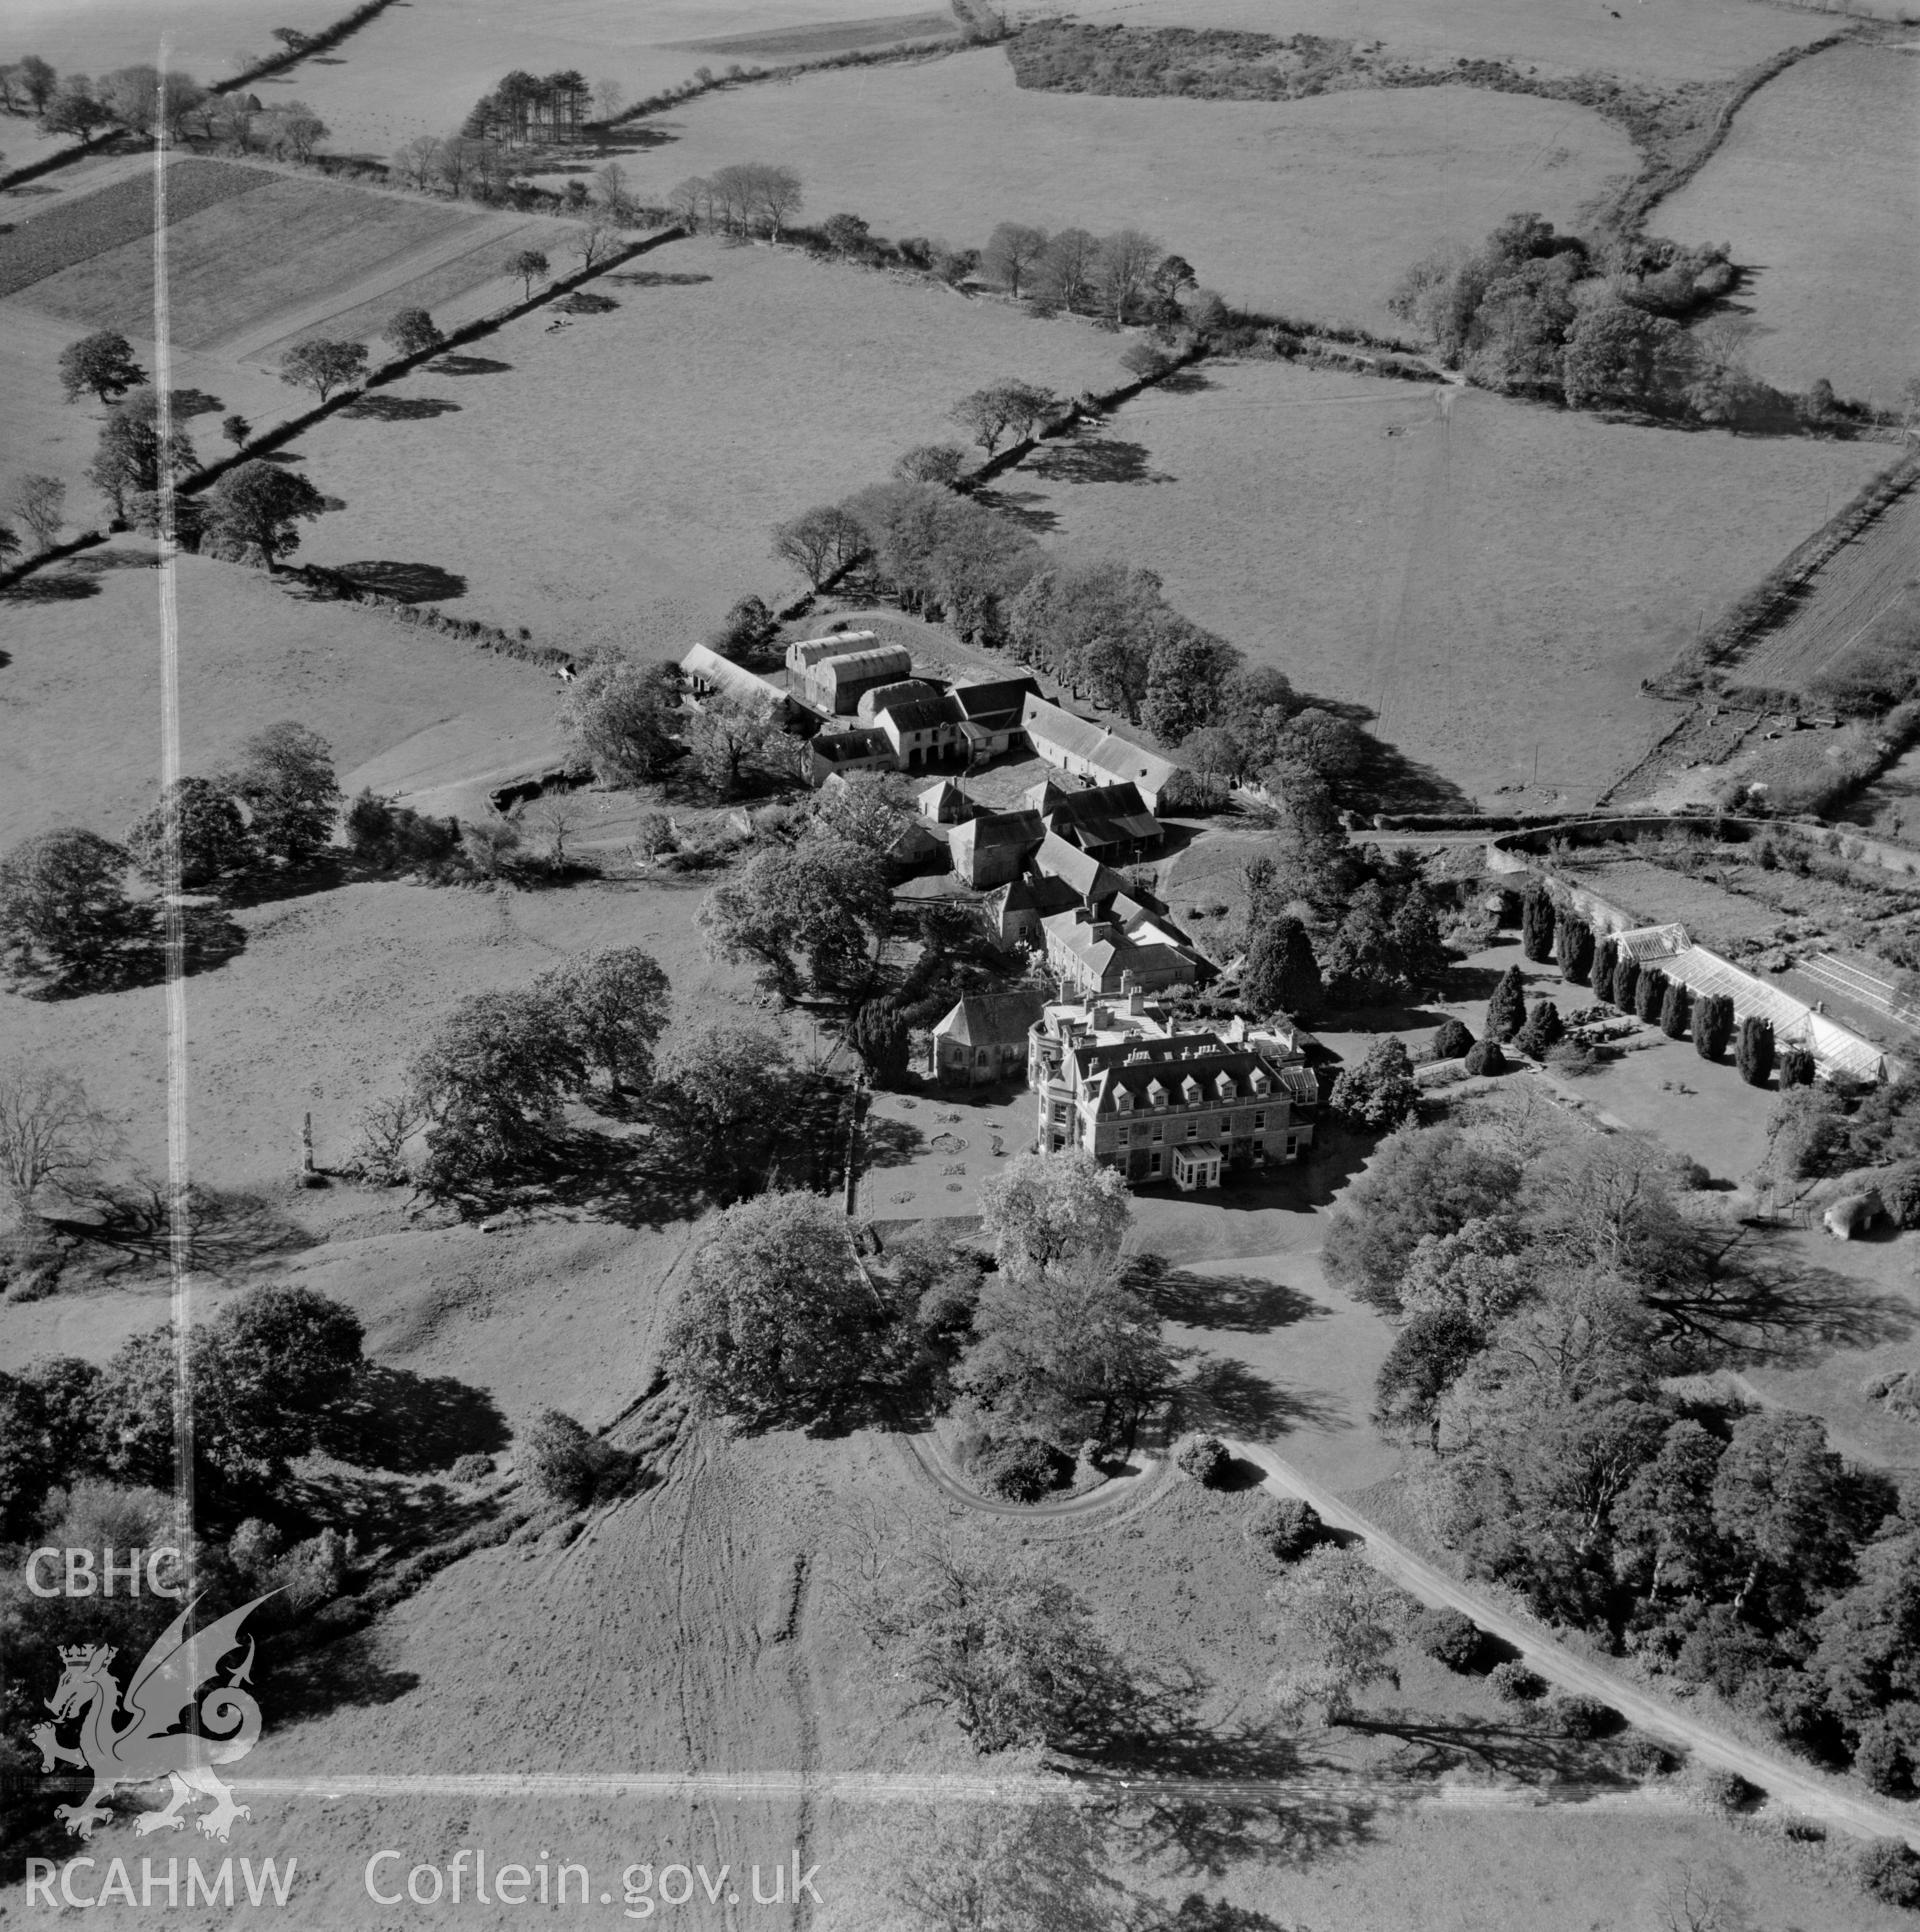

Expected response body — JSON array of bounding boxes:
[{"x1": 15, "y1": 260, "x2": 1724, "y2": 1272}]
[{"x1": 152, "y1": 45, "x2": 198, "y2": 1601}]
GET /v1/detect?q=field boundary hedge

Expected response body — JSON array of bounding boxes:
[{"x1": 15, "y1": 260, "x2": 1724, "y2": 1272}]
[
  {"x1": 1646, "y1": 450, "x2": 1920, "y2": 699},
  {"x1": 214, "y1": 0, "x2": 408, "y2": 97},
  {"x1": 0, "y1": 128, "x2": 121, "y2": 193}
]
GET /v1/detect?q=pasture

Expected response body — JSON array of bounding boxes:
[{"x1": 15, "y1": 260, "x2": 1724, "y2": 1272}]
[
  {"x1": 998, "y1": 361, "x2": 1885, "y2": 806},
  {"x1": 2, "y1": 0, "x2": 293, "y2": 85},
  {"x1": 1659, "y1": 42, "x2": 1920, "y2": 404},
  {"x1": 1003, "y1": 0, "x2": 1836, "y2": 85},
  {"x1": 619, "y1": 46, "x2": 1637, "y2": 330},
  {"x1": 282, "y1": 0, "x2": 966, "y2": 157},
  {"x1": 285, "y1": 235, "x2": 1126, "y2": 647}
]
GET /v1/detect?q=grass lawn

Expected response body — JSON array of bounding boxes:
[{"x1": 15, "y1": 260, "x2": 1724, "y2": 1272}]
[
  {"x1": 1661, "y1": 43, "x2": 1920, "y2": 404},
  {"x1": 10, "y1": 169, "x2": 489, "y2": 350},
  {"x1": 287, "y1": 234, "x2": 1127, "y2": 649},
  {"x1": 1009, "y1": 0, "x2": 1836, "y2": 85},
  {"x1": 1001, "y1": 362, "x2": 1886, "y2": 807},
  {"x1": 620, "y1": 46, "x2": 1637, "y2": 332}
]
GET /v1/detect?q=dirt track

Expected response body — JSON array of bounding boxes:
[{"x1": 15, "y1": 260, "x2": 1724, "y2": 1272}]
[{"x1": 1233, "y1": 1437, "x2": 1920, "y2": 1851}]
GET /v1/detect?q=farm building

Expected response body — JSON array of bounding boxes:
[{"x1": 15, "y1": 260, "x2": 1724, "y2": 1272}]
[
  {"x1": 929, "y1": 987, "x2": 1050, "y2": 1087},
  {"x1": 797, "y1": 643, "x2": 914, "y2": 715},
  {"x1": 1032, "y1": 831, "x2": 1124, "y2": 909},
  {"x1": 857, "y1": 678, "x2": 943, "y2": 722},
  {"x1": 785, "y1": 630, "x2": 879, "y2": 675},
  {"x1": 1028, "y1": 992, "x2": 1316, "y2": 1187},
  {"x1": 804, "y1": 727, "x2": 896, "y2": 786},
  {"x1": 948, "y1": 675, "x2": 1043, "y2": 763},
  {"x1": 951, "y1": 808, "x2": 1046, "y2": 888},
  {"x1": 1033, "y1": 779, "x2": 1164, "y2": 862},
  {"x1": 1020, "y1": 695, "x2": 1182, "y2": 811},
  {"x1": 873, "y1": 693, "x2": 958, "y2": 770},
  {"x1": 1043, "y1": 908, "x2": 1198, "y2": 998},
  {"x1": 1610, "y1": 923, "x2": 1897, "y2": 1083},
  {"x1": 918, "y1": 778, "x2": 973, "y2": 824},
  {"x1": 987, "y1": 873, "x2": 1084, "y2": 947},
  {"x1": 679, "y1": 643, "x2": 792, "y2": 717}
]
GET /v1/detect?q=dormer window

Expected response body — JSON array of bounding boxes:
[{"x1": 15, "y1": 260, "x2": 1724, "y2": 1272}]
[
  {"x1": 1181, "y1": 1076, "x2": 1202, "y2": 1105},
  {"x1": 1216, "y1": 1073, "x2": 1236, "y2": 1101},
  {"x1": 1250, "y1": 1068, "x2": 1272, "y2": 1096},
  {"x1": 1147, "y1": 1080, "x2": 1167, "y2": 1108},
  {"x1": 1115, "y1": 1088, "x2": 1134, "y2": 1113}
]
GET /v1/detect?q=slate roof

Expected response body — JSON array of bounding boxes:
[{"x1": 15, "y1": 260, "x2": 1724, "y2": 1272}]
[
  {"x1": 934, "y1": 987, "x2": 1049, "y2": 1048},
  {"x1": 1043, "y1": 910, "x2": 1192, "y2": 986},
  {"x1": 1032, "y1": 831, "x2": 1123, "y2": 903},
  {"x1": 876, "y1": 696, "x2": 953, "y2": 733},
  {"x1": 962, "y1": 808, "x2": 1046, "y2": 852},
  {"x1": 1042, "y1": 780, "x2": 1162, "y2": 847},
  {"x1": 1066, "y1": 1033, "x2": 1290, "y2": 1114},
  {"x1": 1020, "y1": 695, "x2": 1181, "y2": 797},
  {"x1": 858, "y1": 678, "x2": 942, "y2": 720},
  {"x1": 949, "y1": 675, "x2": 1042, "y2": 725}
]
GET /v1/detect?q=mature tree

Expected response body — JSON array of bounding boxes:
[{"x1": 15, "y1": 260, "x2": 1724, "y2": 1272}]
[
  {"x1": 744, "y1": 161, "x2": 802, "y2": 239},
  {"x1": 698, "y1": 834, "x2": 890, "y2": 1000},
  {"x1": 202, "y1": 459, "x2": 327, "y2": 569},
  {"x1": 848, "y1": 999, "x2": 911, "y2": 1088},
  {"x1": 1485, "y1": 964, "x2": 1528, "y2": 1042},
  {"x1": 1242, "y1": 913, "x2": 1321, "y2": 1018},
  {"x1": 409, "y1": 988, "x2": 586, "y2": 1191},
  {"x1": 10, "y1": 474, "x2": 65, "y2": 552},
  {"x1": 506, "y1": 247, "x2": 550, "y2": 299},
  {"x1": 0, "y1": 829, "x2": 154, "y2": 995},
  {"x1": 1737, "y1": 1015, "x2": 1775, "y2": 1088},
  {"x1": 278, "y1": 337, "x2": 368, "y2": 402},
  {"x1": 1398, "y1": 1216, "x2": 1530, "y2": 1326},
  {"x1": 982, "y1": 222, "x2": 1049, "y2": 299},
  {"x1": 1321, "y1": 1123, "x2": 1522, "y2": 1314},
  {"x1": 1610, "y1": 951, "x2": 1639, "y2": 1015},
  {"x1": 814, "y1": 209, "x2": 866, "y2": 254},
  {"x1": 809, "y1": 770, "x2": 915, "y2": 854},
  {"x1": 258, "y1": 100, "x2": 327, "y2": 162},
  {"x1": 87, "y1": 390, "x2": 197, "y2": 523},
  {"x1": 1779, "y1": 1043, "x2": 1816, "y2": 1089},
  {"x1": 1035, "y1": 227, "x2": 1099, "y2": 312},
  {"x1": 0, "y1": 1064, "x2": 118, "y2": 1247},
  {"x1": 1093, "y1": 228, "x2": 1164, "y2": 326},
  {"x1": 893, "y1": 443, "x2": 968, "y2": 487},
  {"x1": 220, "y1": 411, "x2": 251, "y2": 449},
  {"x1": 381, "y1": 306, "x2": 442, "y2": 357},
  {"x1": 998, "y1": 380, "x2": 1058, "y2": 444},
  {"x1": 1266, "y1": 1546, "x2": 1409, "y2": 1725},
  {"x1": 59, "y1": 330, "x2": 145, "y2": 405},
  {"x1": 391, "y1": 133, "x2": 443, "y2": 191},
  {"x1": 568, "y1": 210, "x2": 617, "y2": 272},
  {"x1": 1330, "y1": 1037, "x2": 1419, "y2": 1132},
  {"x1": 223, "y1": 721, "x2": 341, "y2": 866},
  {"x1": 98, "y1": 64, "x2": 161, "y2": 134},
  {"x1": 771, "y1": 503, "x2": 868, "y2": 587},
  {"x1": 1635, "y1": 964, "x2": 1669, "y2": 1025},
  {"x1": 1006, "y1": 558, "x2": 1177, "y2": 717},
  {"x1": 1813, "y1": 1526, "x2": 1920, "y2": 1761},
  {"x1": 1374, "y1": 1307, "x2": 1483, "y2": 1451},
  {"x1": 855, "y1": 1539, "x2": 1133, "y2": 1753},
  {"x1": 1520, "y1": 884, "x2": 1555, "y2": 963},
  {"x1": 950, "y1": 385, "x2": 1019, "y2": 457},
  {"x1": 1554, "y1": 912, "x2": 1594, "y2": 984},
  {"x1": 1592, "y1": 933, "x2": 1618, "y2": 1003},
  {"x1": 558, "y1": 655, "x2": 681, "y2": 784},
  {"x1": 194, "y1": 1284, "x2": 363, "y2": 1479},
  {"x1": 125, "y1": 775, "x2": 250, "y2": 890},
  {"x1": 535, "y1": 946, "x2": 671, "y2": 1096},
  {"x1": 649, "y1": 1019, "x2": 788, "y2": 1193},
  {"x1": 41, "y1": 78, "x2": 114, "y2": 142},
  {"x1": 1513, "y1": 998, "x2": 1566, "y2": 1059},
  {"x1": 978, "y1": 1146, "x2": 1132, "y2": 1279},
  {"x1": 958, "y1": 1251, "x2": 1170, "y2": 1449},
  {"x1": 708, "y1": 594, "x2": 776, "y2": 661},
  {"x1": 1141, "y1": 620, "x2": 1241, "y2": 744},
  {"x1": 1561, "y1": 299, "x2": 1690, "y2": 412},
  {"x1": 17, "y1": 53, "x2": 57, "y2": 111},
  {"x1": 663, "y1": 1190, "x2": 897, "y2": 1422},
  {"x1": 683, "y1": 690, "x2": 776, "y2": 795}
]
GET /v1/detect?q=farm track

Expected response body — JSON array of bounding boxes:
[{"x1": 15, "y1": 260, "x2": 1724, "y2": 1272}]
[
  {"x1": 1232, "y1": 1438, "x2": 1920, "y2": 1850},
  {"x1": 1735, "y1": 482, "x2": 1920, "y2": 692},
  {"x1": 892, "y1": 1423, "x2": 1173, "y2": 1525},
  {"x1": 1368, "y1": 385, "x2": 1460, "y2": 745}
]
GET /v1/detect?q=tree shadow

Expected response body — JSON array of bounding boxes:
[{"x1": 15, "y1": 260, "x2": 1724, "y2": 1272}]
[
  {"x1": 268, "y1": 1623, "x2": 423, "y2": 1725},
  {"x1": 59, "y1": 1177, "x2": 316, "y2": 1275},
  {"x1": 1149, "y1": 1262, "x2": 1328, "y2": 1333},
  {"x1": 169, "y1": 386, "x2": 225, "y2": 418},
  {"x1": 1, "y1": 572, "x2": 100, "y2": 602},
  {"x1": 1169, "y1": 1356, "x2": 1350, "y2": 1438},
  {"x1": 599, "y1": 125, "x2": 680, "y2": 151},
  {"x1": 1029, "y1": 435, "x2": 1172, "y2": 486},
  {"x1": 1156, "y1": 367, "x2": 1216, "y2": 394},
  {"x1": 1339, "y1": 1710, "x2": 1635, "y2": 1789},
  {"x1": 862, "y1": 1114, "x2": 926, "y2": 1172},
  {"x1": 1351, "y1": 733, "x2": 1475, "y2": 816},
  {"x1": 341, "y1": 393, "x2": 462, "y2": 421},
  {"x1": 317, "y1": 1363, "x2": 511, "y2": 1473},
  {"x1": 608, "y1": 268, "x2": 713, "y2": 286},
  {"x1": 331, "y1": 558, "x2": 468, "y2": 602},
  {"x1": 969, "y1": 485, "x2": 1061, "y2": 533},
  {"x1": 428, "y1": 353, "x2": 513, "y2": 376}
]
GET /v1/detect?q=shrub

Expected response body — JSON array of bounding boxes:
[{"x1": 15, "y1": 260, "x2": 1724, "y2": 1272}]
[
  {"x1": 1430, "y1": 1018, "x2": 1475, "y2": 1062},
  {"x1": 1489, "y1": 1660, "x2": 1546, "y2": 1704},
  {"x1": 1545, "y1": 1039, "x2": 1601, "y2": 1078},
  {"x1": 1485, "y1": 966, "x2": 1527, "y2": 1042},
  {"x1": 1592, "y1": 934, "x2": 1618, "y2": 1003},
  {"x1": 1520, "y1": 884, "x2": 1555, "y2": 963},
  {"x1": 448, "y1": 1451, "x2": 494, "y2": 1484},
  {"x1": 1248, "y1": 1494, "x2": 1322, "y2": 1561},
  {"x1": 1634, "y1": 965, "x2": 1668, "y2": 1024},
  {"x1": 517, "y1": 1407, "x2": 605, "y2": 1507},
  {"x1": 1778, "y1": 1044, "x2": 1816, "y2": 1088},
  {"x1": 974, "y1": 1432, "x2": 1072, "y2": 1502},
  {"x1": 1610, "y1": 954, "x2": 1640, "y2": 1014},
  {"x1": 1858, "y1": 1840, "x2": 1920, "y2": 1908},
  {"x1": 1330, "y1": 1037, "x2": 1419, "y2": 1131},
  {"x1": 1853, "y1": 1720, "x2": 1912, "y2": 1798},
  {"x1": 1737, "y1": 1014, "x2": 1775, "y2": 1087},
  {"x1": 1555, "y1": 914, "x2": 1594, "y2": 985},
  {"x1": 1617, "y1": 1733, "x2": 1680, "y2": 1777},
  {"x1": 1172, "y1": 1431, "x2": 1232, "y2": 1487},
  {"x1": 1694, "y1": 1766, "x2": 1758, "y2": 1813},
  {"x1": 1882, "y1": 1160, "x2": 1920, "y2": 1230},
  {"x1": 1546, "y1": 1693, "x2": 1621, "y2": 1740},
  {"x1": 1513, "y1": 999, "x2": 1565, "y2": 1059},
  {"x1": 1463, "y1": 1037, "x2": 1507, "y2": 1077},
  {"x1": 264, "y1": 1525, "x2": 354, "y2": 1611},
  {"x1": 1414, "y1": 1606, "x2": 1482, "y2": 1671}
]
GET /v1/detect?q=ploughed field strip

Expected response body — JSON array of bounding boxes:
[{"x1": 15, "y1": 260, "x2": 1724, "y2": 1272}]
[{"x1": 0, "y1": 159, "x2": 273, "y2": 301}]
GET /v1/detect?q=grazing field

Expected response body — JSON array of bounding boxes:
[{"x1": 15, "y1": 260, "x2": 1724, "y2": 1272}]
[
  {"x1": 1660, "y1": 43, "x2": 1920, "y2": 403},
  {"x1": 620, "y1": 46, "x2": 1637, "y2": 330},
  {"x1": 1, "y1": 0, "x2": 296, "y2": 83},
  {"x1": 288, "y1": 235, "x2": 1126, "y2": 646},
  {"x1": 284, "y1": 0, "x2": 966, "y2": 156},
  {"x1": 0, "y1": 550, "x2": 559, "y2": 850},
  {"x1": 1004, "y1": 0, "x2": 1837, "y2": 85},
  {"x1": 1734, "y1": 484, "x2": 1920, "y2": 698},
  {"x1": 7, "y1": 168, "x2": 490, "y2": 349},
  {"x1": 0, "y1": 156, "x2": 272, "y2": 300},
  {"x1": 1000, "y1": 362, "x2": 1885, "y2": 806}
]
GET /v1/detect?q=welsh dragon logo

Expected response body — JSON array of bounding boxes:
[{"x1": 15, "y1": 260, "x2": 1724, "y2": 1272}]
[{"x1": 31, "y1": 1591, "x2": 276, "y2": 1843}]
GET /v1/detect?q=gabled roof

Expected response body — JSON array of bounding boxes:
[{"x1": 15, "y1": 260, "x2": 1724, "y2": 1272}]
[
  {"x1": 918, "y1": 778, "x2": 971, "y2": 818},
  {"x1": 1032, "y1": 831, "x2": 1123, "y2": 902},
  {"x1": 934, "y1": 987, "x2": 1049, "y2": 1047},
  {"x1": 877, "y1": 696, "x2": 952, "y2": 733},
  {"x1": 1020, "y1": 695, "x2": 1181, "y2": 796},
  {"x1": 679, "y1": 643, "x2": 785, "y2": 710},
  {"x1": 994, "y1": 873, "x2": 1082, "y2": 918},
  {"x1": 1042, "y1": 780, "x2": 1162, "y2": 847},
  {"x1": 959, "y1": 808, "x2": 1046, "y2": 853},
  {"x1": 858, "y1": 678, "x2": 942, "y2": 720},
  {"x1": 949, "y1": 675, "x2": 1042, "y2": 724},
  {"x1": 1043, "y1": 909, "x2": 1191, "y2": 983}
]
